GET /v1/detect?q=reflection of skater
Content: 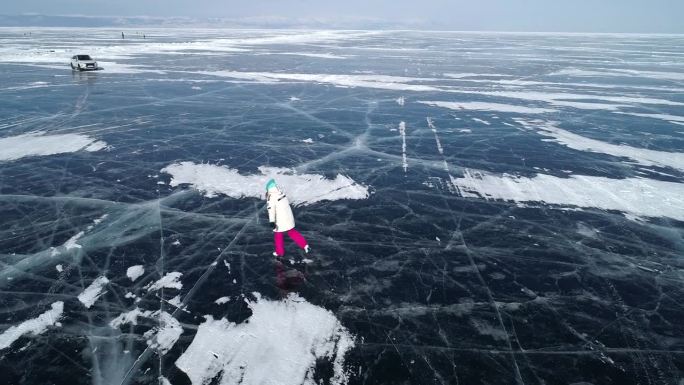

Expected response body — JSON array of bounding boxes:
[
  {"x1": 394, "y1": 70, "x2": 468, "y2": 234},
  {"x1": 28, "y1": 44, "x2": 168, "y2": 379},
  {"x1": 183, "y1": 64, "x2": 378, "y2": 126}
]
[
  {"x1": 275, "y1": 259, "x2": 306, "y2": 292},
  {"x1": 266, "y1": 179, "x2": 310, "y2": 258}
]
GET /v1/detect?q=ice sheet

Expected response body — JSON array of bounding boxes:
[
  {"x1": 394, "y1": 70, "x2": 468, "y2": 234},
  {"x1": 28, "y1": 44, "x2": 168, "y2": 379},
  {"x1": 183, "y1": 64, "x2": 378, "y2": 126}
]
[{"x1": 2, "y1": 28, "x2": 684, "y2": 385}]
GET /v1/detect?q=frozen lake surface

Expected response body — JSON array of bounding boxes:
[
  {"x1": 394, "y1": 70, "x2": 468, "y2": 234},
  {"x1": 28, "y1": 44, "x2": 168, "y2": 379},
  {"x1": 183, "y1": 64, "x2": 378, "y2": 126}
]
[{"x1": 0, "y1": 28, "x2": 683, "y2": 385}]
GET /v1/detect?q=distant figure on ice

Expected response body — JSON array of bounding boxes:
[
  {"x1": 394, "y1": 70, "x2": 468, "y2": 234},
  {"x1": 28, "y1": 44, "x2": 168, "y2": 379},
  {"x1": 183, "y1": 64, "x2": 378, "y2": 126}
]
[
  {"x1": 266, "y1": 179, "x2": 310, "y2": 258},
  {"x1": 121, "y1": 32, "x2": 125, "y2": 39}
]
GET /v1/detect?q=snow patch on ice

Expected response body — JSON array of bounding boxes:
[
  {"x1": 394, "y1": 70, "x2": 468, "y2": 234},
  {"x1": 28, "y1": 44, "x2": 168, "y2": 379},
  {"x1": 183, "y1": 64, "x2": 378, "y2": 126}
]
[
  {"x1": 144, "y1": 311, "x2": 183, "y2": 354},
  {"x1": 471, "y1": 319, "x2": 508, "y2": 341},
  {"x1": 0, "y1": 302, "x2": 64, "y2": 350},
  {"x1": 78, "y1": 276, "x2": 109, "y2": 308},
  {"x1": 175, "y1": 293, "x2": 355, "y2": 385},
  {"x1": 268, "y1": 52, "x2": 348, "y2": 59},
  {"x1": 55, "y1": 264, "x2": 63, "y2": 273},
  {"x1": 615, "y1": 112, "x2": 684, "y2": 126},
  {"x1": 550, "y1": 68, "x2": 684, "y2": 82},
  {"x1": 472, "y1": 90, "x2": 683, "y2": 110},
  {"x1": 126, "y1": 265, "x2": 145, "y2": 282},
  {"x1": 214, "y1": 297, "x2": 231, "y2": 305},
  {"x1": 418, "y1": 101, "x2": 556, "y2": 114},
  {"x1": 453, "y1": 169, "x2": 684, "y2": 221},
  {"x1": 0, "y1": 132, "x2": 107, "y2": 162},
  {"x1": 168, "y1": 295, "x2": 183, "y2": 308},
  {"x1": 92, "y1": 214, "x2": 108, "y2": 225},
  {"x1": 161, "y1": 162, "x2": 369, "y2": 206},
  {"x1": 302, "y1": 138, "x2": 314, "y2": 144},
  {"x1": 444, "y1": 72, "x2": 514, "y2": 79},
  {"x1": 147, "y1": 272, "x2": 183, "y2": 292},
  {"x1": 64, "y1": 231, "x2": 85, "y2": 250},
  {"x1": 519, "y1": 120, "x2": 684, "y2": 171},
  {"x1": 109, "y1": 308, "x2": 154, "y2": 328},
  {"x1": 97, "y1": 61, "x2": 166, "y2": 74},
  {"x1": 399, "y1": 121, "x2": 408, "y2": 173},
  {"x1": 198, "y1": 71, "x2": 442, "y2": 92}
]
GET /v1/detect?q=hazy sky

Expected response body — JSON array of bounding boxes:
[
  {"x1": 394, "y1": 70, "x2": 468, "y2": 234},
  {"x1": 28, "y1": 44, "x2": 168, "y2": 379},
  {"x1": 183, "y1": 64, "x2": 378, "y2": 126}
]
[{"x1": 4, "y1": 0, "x2": 684, "y2": 33}]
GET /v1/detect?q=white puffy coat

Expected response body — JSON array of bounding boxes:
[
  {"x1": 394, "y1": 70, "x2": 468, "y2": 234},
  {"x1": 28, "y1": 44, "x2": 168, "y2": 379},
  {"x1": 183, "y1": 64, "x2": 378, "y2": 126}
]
[{"x1": 267, "y1": 186, "x2": 295, "y2": 232}]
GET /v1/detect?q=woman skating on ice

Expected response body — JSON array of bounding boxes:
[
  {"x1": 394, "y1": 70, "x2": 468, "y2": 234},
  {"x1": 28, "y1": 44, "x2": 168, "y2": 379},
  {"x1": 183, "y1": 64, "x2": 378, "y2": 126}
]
[{"x1": 266, "y1": 179, "x2": 311, "y2": 258}]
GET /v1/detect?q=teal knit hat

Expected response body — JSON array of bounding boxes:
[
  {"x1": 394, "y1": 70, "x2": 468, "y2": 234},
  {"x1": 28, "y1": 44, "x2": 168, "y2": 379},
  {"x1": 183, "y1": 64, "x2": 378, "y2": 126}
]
[{"x1": 265, "y1": 178, "x2": 277, "y2": 191}]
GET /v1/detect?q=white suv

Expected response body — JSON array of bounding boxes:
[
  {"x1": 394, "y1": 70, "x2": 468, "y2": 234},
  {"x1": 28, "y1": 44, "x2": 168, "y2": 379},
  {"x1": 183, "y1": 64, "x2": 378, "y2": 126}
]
[{"x1": 70, "y1": 55, "x2": 99, "y2": 71}]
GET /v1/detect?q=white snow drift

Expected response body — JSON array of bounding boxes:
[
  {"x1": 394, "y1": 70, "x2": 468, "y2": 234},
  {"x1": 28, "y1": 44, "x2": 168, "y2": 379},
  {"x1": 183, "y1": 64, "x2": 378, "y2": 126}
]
[
  {"x1": 0, "y1": 132, "x2": 107, "y2": 162},
  {"x1": 453, "y1": 169, "x2": 684, "y2": 221},
  {"x1": 161, "y1": 162, "x2": 369, "y2": 206},
  {"x1": 175, "y1": 293, "x2": 355, "y2": 385},
  {"x1": 0, "y1": 302, "x2": 64, "y2": 350}
]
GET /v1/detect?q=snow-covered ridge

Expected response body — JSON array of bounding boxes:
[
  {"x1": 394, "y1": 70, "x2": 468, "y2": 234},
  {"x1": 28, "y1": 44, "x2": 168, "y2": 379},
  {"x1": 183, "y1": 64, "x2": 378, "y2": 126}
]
[
  {"x1": 175, "y1": 293, "x2": 355, "y2": 385},
  {"x1": 453, "y1": 169, "x2": 684, "y2": 221},
  {"x1": 161, "y1": 162, "x2": 369, "y2": 206},
  {"x1": 0, "y1": 302, "x2": 64, "y2": 350},
  {"x1": 0, "y1": 132, "x2": 107, "y2": 162}
]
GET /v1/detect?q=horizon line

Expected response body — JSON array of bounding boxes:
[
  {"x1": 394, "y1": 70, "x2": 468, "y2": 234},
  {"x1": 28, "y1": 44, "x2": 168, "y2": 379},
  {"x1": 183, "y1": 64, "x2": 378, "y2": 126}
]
[{"x1": 1, "y1": 13, "x2": 683, "y2": 35}]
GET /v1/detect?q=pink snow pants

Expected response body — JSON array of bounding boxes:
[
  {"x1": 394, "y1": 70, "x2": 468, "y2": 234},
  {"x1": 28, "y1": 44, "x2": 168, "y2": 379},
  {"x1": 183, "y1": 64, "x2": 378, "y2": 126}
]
[{"x1": 274, "y1": 228, "x2": 308, "y2": 257}]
